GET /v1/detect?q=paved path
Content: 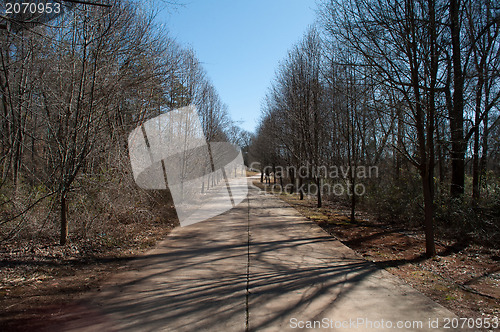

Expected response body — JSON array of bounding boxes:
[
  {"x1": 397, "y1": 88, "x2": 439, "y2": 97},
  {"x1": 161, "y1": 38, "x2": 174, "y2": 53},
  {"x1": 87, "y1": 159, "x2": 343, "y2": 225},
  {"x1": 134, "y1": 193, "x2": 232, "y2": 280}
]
[{"x1": 54, "y1": 182, "x2": 457, "y2": 331}]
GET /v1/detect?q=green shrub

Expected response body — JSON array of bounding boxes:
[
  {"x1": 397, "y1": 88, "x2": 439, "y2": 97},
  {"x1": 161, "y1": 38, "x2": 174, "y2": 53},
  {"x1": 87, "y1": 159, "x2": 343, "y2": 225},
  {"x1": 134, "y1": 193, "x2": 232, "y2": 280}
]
[{"x1": 363, "y1": 170, "x2": 423, "y2": 228}]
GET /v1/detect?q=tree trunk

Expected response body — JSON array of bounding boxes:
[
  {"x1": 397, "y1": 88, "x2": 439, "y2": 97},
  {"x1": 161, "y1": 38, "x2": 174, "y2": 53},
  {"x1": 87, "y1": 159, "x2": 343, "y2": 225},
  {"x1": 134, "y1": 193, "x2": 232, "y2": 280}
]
[
  {"x1": 422, "y1": 171, "x2": 436, "y2": 256},
  {"x1": 406, "y1": 0, "x2": 436, "y2": 257},
  {"x1": 317, "y1": 177, "x2": 322, "y2": 208},
  {"x1": 350, "y1": 176, "x2": 356, "y2": 223},
  {"x1": 59, "y1": 194, "x2": 68, "y2": 246},
  {"x1": 471, "y1": 89, "x2": 482, "y2": 203},
  {"x1": 449, "y1": 0, "x2": 465, "y2": 198},
  {"x1": 273, "y1": 164, "x2": 276, "y2": 184},
  {"x1": 424, "y1": 0, "x2": 437, "y2": 257},
  {"x1": 437, "y1": 125, "x2": 445, "y2": 186},
  {"x1": 395, "y1": 107, "x2": 403, "y2": 181},
  {"x1": 479, "y1": 114, "x2": 489, "y2": 190},
  {"x1": 299, "y1": 174, "x2": 304, "y2": 200}
]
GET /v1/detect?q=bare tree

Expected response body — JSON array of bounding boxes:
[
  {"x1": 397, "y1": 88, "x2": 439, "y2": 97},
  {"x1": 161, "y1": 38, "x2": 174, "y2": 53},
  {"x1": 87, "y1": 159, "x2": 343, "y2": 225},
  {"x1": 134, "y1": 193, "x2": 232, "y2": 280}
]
[
  {"x1": 319, "y1": 0, "x2": 447, "y2": 255},
  {"x1": 463, "y1": 0, "x2": 500, "y2": 202}
]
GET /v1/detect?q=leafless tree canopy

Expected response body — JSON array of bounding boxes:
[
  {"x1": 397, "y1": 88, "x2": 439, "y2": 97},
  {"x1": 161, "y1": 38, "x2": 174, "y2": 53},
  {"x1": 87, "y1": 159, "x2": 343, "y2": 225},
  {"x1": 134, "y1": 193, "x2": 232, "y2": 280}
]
[
  {"x1": 250, "y1": 0, "x2": 500, "y2": 255},
  {"x1": 0, "y1": 0, "x2": 240, "y2": 245}
]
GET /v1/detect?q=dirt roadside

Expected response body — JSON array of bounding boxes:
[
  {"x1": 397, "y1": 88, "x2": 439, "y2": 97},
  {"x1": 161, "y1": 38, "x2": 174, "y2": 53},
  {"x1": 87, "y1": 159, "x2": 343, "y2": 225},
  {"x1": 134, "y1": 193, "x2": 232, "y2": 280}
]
[{"x1": 0, "y1": 222, "x2": 175, "y2": 331}]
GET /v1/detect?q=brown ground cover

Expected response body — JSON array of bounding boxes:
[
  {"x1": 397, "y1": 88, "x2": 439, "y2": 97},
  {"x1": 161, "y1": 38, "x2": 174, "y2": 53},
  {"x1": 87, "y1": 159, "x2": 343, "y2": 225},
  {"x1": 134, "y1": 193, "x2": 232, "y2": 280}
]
[{"x1": 0, "y1": 220, "x2": 175, "y2": 331}]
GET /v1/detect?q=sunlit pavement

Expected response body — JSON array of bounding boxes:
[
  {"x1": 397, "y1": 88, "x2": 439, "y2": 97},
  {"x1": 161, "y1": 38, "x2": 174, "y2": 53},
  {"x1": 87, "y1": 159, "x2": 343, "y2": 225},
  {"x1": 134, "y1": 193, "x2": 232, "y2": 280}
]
[{"x1": 51, "y1": 180, "x2": 457, "y2": 331}]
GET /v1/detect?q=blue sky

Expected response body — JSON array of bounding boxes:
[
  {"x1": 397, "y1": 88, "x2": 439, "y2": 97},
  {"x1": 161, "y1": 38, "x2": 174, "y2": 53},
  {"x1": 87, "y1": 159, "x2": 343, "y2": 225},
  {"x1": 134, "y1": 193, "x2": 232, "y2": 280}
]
[{"x1": 159, "y1": 0, "x2": 318, "y2": 133}]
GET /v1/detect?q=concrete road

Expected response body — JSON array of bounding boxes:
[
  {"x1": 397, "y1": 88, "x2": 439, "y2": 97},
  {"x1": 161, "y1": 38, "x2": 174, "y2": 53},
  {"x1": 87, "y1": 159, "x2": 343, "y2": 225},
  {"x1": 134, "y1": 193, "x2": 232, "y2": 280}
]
[{"x1": 53, "y1": 182, "x2": 457, "y2": 331}]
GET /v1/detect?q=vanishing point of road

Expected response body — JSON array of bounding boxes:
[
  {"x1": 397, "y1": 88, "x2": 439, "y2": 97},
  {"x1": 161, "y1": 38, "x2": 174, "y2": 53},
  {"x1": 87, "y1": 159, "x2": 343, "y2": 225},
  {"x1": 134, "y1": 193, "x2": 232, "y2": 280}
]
[{"x1": 46, "y1": 180, "x2": 457, "y2": 331}]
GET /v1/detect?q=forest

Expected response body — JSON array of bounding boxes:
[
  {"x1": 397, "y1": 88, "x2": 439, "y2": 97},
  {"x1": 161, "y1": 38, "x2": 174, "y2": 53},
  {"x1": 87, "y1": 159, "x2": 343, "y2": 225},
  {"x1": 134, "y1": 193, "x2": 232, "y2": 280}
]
[
  {"x1": 249, "y1": 0, "x2": 500, "y2": 256},
  {"x1": 1, "y1": 0, "x2": 499, "y2": 327},
  {"x1": 0, "y1": 0, "x2": 248, "y2": 247},
  {"x1": 0, "y1": 0, "x2": 498, "y2": 258}
]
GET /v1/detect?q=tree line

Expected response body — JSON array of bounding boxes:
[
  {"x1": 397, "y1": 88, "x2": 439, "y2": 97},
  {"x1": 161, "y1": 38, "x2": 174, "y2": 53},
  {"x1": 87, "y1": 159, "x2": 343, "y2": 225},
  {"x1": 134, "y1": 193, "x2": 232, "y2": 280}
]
[
  {"x1": 0, "y1": 0, "x2": 241, "y2": 245},
  {"x1": 250, "y1": 0, "x2": 500, "y2": 256}
]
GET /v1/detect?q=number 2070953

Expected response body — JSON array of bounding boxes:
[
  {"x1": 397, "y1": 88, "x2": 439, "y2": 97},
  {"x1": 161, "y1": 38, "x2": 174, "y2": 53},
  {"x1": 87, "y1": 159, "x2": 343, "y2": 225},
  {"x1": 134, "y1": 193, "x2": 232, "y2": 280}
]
[{"x1": 5, "y1": 2, "x2": 61, "y2": 15}]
